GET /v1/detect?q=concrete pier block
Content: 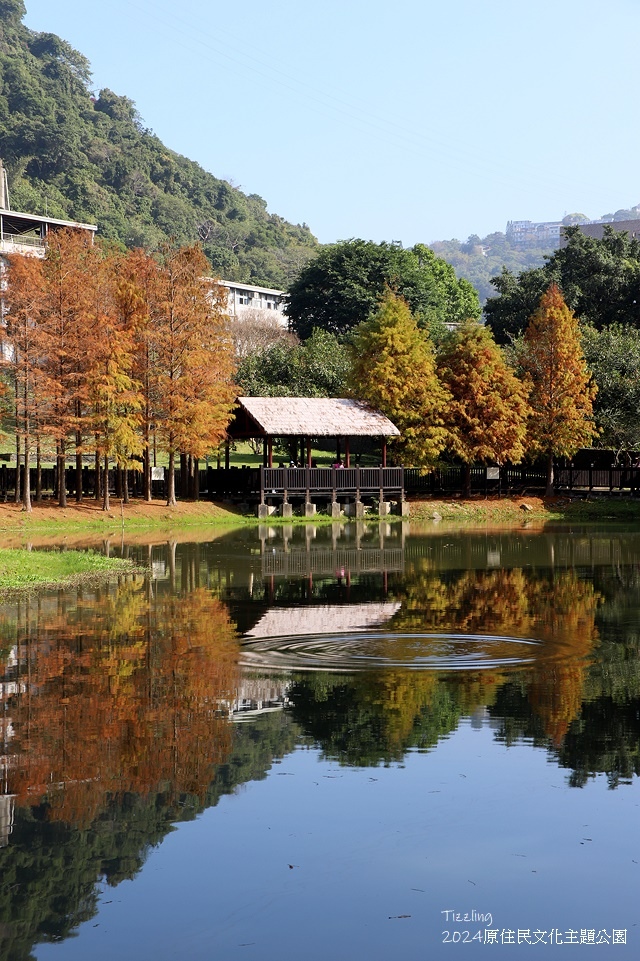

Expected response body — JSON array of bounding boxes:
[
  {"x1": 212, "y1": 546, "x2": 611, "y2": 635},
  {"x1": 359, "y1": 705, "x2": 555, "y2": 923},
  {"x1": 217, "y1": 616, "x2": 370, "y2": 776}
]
[
  {"x1": 331, "y1": 500, "x2": 341, "y2": 519},
  {"x1": 258, "y1": 504, "x2": 276, "y2": 519},
  {"x1": 304, "y1": 502, "x2": 317, "y2": 517},
  {"x1": 281, "y1": 502, "x2": 293, "y2": 518},
  {"x1": 378, "y1": 500, "x2": 391, "y2": 516}
]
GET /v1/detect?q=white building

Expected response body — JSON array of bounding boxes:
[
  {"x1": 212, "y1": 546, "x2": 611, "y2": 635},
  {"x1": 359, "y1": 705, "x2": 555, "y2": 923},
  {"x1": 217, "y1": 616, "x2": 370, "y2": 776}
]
[{"x1": 218, "y1": 280, "x2": 287, "y2": 327}]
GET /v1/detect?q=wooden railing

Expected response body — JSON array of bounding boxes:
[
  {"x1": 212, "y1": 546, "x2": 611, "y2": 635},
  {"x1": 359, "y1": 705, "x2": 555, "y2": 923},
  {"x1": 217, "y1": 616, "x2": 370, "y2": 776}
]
[{"x1": 261, "y1": 466, "x2": 403, "y2": 497}]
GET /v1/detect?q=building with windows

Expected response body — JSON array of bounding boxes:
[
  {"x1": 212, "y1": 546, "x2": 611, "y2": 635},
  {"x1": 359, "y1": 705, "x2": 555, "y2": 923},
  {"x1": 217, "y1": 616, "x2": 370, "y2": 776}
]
[{"x1": 219, "y1": 280, "x2": 287, "y2": 327}]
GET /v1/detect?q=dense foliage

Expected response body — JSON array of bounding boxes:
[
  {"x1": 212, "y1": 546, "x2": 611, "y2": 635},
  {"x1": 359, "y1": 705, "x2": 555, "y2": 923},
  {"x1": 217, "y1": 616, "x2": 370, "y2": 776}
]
[
  {"x1": 286, "y1": 240, "x2": 480, "y2": 340},
  {"x1": 520, "y1": 284, "x2": 598, "y2": 493},
  {"x1": 437, "y1": 321, "x2": 530, "y2": 494},
  {"x1": 236, "y1": 327, "x2": 351, "y2": 397},
  {"x1": 5, "y1": 231, "x2": 236, "y2": 509},
  {"x1": 349, "y1": 291, "x2": 451, "y2": 468},
  {"x1": 0, "y1": 4, "x2": 317, "y2": 286},
  {"x1": 485, "y1": 227, "x2": 640, "y2": 343},
  {"x1": 581, "y1": 323, "x2": 640, "y2": 457}
]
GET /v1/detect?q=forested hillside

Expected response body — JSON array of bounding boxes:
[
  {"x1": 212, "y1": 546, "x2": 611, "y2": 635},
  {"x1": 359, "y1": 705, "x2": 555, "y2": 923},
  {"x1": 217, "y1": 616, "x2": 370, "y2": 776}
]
[
  {"x1": 431, "y1": 233, "x2": 551, "y2": 304},
  {"x1": 0, "y1": 0, "x2": 317, "y2": 287}
]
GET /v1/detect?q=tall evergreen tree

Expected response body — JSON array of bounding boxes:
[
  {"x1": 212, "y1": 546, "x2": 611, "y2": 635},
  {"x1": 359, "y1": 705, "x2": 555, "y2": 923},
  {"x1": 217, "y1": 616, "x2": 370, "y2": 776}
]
[
  {"x1": 438, "y1": 321, "x2": 530, "y2": 496},
  {"x1": 350, "y1": 291, "x2": 450, "y2": 468},
  {"x1": 521, "y1": 284, "x2": 597, "y2": 495}
]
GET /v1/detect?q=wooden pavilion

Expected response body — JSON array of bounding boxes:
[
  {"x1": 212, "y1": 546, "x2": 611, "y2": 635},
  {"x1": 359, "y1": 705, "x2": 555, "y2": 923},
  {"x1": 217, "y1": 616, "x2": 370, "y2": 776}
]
[{"x1": 217, "y1": 397, "x2": 405, "y2": 517}]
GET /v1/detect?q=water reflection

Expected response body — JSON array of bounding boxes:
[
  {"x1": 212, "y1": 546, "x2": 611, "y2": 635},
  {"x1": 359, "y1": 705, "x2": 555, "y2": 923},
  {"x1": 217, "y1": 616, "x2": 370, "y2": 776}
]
[{"x1": 0, "y1": 523, "x2": 639, "y2": 959}]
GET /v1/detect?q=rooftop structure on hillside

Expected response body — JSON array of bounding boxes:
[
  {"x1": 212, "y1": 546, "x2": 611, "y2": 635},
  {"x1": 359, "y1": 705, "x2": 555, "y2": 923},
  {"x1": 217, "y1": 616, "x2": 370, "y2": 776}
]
[
  {"x1": 573, "y1": 219, "x2": 640, "y2": 243},
  {"x1": 0, "y1": 208, "x2": 98, "y2": 257},
  {"x1": 0, "y1": 158, "x2": 97, "y2": 258}
]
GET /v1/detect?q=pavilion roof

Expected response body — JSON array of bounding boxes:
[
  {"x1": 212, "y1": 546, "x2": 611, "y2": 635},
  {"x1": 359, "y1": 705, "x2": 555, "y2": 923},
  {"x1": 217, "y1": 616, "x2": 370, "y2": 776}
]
[{"x1": 233, "y1": 397, "x2": 400, "y2": 437}]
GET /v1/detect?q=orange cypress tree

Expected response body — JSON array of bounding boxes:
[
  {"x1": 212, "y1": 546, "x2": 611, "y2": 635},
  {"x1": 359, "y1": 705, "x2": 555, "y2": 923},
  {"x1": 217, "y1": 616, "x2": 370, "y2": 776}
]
[
  {"x1": 84, "y1": 250, "x2": 144, "y2": 511},
  {"x1": 521, "y1": 284, "x2": 597, "y2": 495},
  {"x1": 4, "y1": 253, "x2": 46, "y2": 512},
  {"x1": 149, "y1": 245, "x2": 236, "y2": 506},
  {"x1": 438, "y1": 320, "x2": 530, "y2": 496},
  {"x1": 37, "y1": 230, "x2": 97, "y2": 507}
]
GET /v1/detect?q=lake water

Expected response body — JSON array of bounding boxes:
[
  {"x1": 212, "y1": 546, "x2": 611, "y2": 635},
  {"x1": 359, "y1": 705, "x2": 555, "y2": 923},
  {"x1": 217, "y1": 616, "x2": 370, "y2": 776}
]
[{"x1": 0, "y1": 521, "x2": 639, "y2": 960}]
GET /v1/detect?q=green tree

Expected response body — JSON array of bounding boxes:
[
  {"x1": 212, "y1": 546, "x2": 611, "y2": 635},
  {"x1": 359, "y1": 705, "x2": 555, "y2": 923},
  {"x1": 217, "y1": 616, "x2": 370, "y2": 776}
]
[
  {"x1": 350, "y1": 291, "x2": 450, "y2": 468},
  {"x1": 520, "y1": 285, "x2": 598, "y2": 494},
  {"x1": 485, "y1": 226, "x2": 640, "y2": 343},
  {"x1": 438, "y1": 321, "x2": 530, "y2": 495},
  {"x1": 581, "y1": 323, "x2": 640, "y2": 458},
  {"x1": 236, "y1": 328, "x2": 351, "y2": 397},
  {"x1": 286, "y1": 239, "x2": 480, "y2": 340}
]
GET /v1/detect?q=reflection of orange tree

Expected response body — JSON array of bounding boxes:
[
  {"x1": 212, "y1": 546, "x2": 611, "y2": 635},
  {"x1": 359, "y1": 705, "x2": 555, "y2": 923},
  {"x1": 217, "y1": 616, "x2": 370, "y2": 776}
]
[
  {"x1": 390, "y1": 563, "x2": 602, "y2": 743},
  {"x1": 6, "y1": 585, "x2": 239, "y2": 826}
]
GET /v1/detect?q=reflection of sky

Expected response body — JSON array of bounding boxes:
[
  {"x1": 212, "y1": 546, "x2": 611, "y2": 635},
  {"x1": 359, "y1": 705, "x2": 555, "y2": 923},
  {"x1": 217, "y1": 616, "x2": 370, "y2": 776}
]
[{"x1": 35, "y1": 720, "x2": 639, "y2": 961}]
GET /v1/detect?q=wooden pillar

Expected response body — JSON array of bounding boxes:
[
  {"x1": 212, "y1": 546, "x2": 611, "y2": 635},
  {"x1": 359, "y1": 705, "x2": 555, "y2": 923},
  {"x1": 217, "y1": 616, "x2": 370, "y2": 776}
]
[
  {"x1": 306, "y1": 439, "x2": 312, "y2": 467},
  {"x1": 224, "y1": 440, "x2": 230, "y2": 470},
  {"x1": 268, "y1": 437, "x2": 273, "y2": 469},
  {"x1": 382, "y1": 439, "x2": 387, "y2": 468},
  {"x1": 345, "y1": 438, "x2": 350, "y2": 468},
  {"x1": 336, "y1": 437, "x2": 341, "y2": 463}
]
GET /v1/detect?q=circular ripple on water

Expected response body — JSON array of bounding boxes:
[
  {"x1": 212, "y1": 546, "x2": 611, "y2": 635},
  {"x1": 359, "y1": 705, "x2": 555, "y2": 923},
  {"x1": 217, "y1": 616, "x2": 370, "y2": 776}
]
[{"x1": 240, "y1": 631, "x2": 542, "y2": 673}]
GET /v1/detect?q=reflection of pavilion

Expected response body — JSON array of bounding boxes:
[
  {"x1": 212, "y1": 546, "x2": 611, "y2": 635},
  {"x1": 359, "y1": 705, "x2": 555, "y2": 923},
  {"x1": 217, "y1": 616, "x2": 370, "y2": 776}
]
[
  {"x1": 245, "y1": 602, "x2": 401, "y2": 639},
  {"x1": 258, "y1": 521, "x2": 405, "y2": 581},
  {"x1": 230, "y1": 677, "x2": 291, "y2": 721}
]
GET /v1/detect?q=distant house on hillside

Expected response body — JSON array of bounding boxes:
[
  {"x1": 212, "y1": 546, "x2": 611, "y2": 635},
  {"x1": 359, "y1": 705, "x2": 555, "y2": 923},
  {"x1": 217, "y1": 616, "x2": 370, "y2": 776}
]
[{"x1": 506, "y1": 219, "x2": 563, "y2": 247}]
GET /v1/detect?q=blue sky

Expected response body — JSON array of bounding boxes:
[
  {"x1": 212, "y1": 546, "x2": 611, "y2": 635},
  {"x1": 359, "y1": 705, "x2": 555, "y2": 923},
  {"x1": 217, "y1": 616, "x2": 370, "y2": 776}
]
[{"x1": 22, "y1": 0, "x2": 640, "y2": 245}]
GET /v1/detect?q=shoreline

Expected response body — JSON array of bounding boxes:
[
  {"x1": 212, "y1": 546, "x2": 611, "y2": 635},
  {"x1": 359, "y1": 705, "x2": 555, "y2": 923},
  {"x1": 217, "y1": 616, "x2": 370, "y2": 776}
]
[{"x1": 0, "y1": 493, "x2": 638, "y2": 540}]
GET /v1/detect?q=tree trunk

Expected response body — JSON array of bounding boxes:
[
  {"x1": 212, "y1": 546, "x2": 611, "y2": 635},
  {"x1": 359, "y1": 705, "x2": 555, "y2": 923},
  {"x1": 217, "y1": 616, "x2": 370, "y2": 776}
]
[
  {"x1": 180, "y1": 453, "x2": 187, "y2": 498},
  {"x1": 463, "y1": 463, "x2": 472, "y2": 498},
  {"x1": 103, "y1": 454, "x2": 110, "y2": 511},
  {"x1": 22, "y1": 436, "x2": 31, "y2": 513},
  {"x1": 143, "y1": 446, "x2": 151, "y2": 502},
  {"x1": 94, "y1": 446, "x2": 101, "y2": 501},
  {"x1": 545, "y1": 451, "x2": 555, "y2": 497},
  {"x1": 123, "y1": 466, "x2": 129, "y2": 504},
  {"x1": 57, "y1": 442, "x2": 67, "y2": 507},
  {"x1": 35, "y1": 438, "x2": 42, "y2": 503},
  {"x1": 14, "y1": 428, "x2": 20, "y2": 504},
  {"x1": 167, "y1": 449, "x2": 176, "y2": 506},
  {"x1": 75, "y1": 417, "x2": 83, "y2": 502}
]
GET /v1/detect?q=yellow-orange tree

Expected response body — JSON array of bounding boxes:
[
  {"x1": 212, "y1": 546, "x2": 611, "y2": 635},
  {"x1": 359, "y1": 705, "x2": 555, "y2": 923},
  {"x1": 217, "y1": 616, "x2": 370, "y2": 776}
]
[
  {"x1": 148, "y1": 245, "x2": 236, "y2": 505},
  {"x1": 84, "y1": 250, "x2": 144, "y2": 511},
  {"x1": 350, "y1": 290, "x2": 450, "y2": 468},
  {"x1": 521, "y1": 284, "x2": 597, "y2": 495},
  {"x1": 438, "y1": 320, "x2": 530, "y2": 496},
  {"x1": 4, "y1": 253, "x2": 45, "y2": 512}
]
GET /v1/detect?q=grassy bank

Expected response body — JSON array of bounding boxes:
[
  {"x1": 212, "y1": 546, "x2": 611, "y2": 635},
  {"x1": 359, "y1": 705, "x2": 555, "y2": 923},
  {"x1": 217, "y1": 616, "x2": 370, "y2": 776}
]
[
  {"x1": 407, "y1": 494, "x2": 640, "y2": 523},
  {"x1": 1, "y1": 493, "x2": 640, "y2": 542},
  {"x1": 0, "y1": 547, "x2": 140, "y2": 592},
  {"x1": 0, "y1": 499, "x2": 247, "y2": 537}
]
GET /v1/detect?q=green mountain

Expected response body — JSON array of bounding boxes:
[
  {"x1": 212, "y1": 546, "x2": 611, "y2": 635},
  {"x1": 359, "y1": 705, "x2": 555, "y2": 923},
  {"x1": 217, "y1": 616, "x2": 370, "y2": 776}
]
[
  {"x1": 0, "y1": 0, "x2": 318, "y2": 287},
  {"x1": 431, "y1": 233, "x2": 552, "y2": 304}
]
